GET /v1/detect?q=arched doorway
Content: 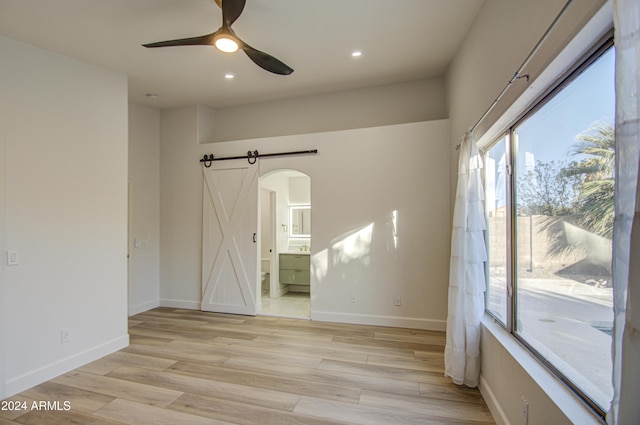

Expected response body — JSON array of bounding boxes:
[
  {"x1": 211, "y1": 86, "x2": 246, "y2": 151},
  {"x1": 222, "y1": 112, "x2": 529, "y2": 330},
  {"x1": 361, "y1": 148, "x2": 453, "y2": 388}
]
[{"x1": 258, "y1": 169, "x2": 311, "y2": 319}]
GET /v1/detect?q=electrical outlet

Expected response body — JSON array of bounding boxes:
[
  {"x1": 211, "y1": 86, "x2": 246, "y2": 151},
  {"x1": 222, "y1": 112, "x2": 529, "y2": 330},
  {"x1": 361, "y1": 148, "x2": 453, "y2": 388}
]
[
  {"x1": 60, "y1": 328, "x2": 71, "y2": 343},
  {"x1": 350, "y1": 294, "x2": 356, "y2": 303},
  {"x1": 394, "y1": 296, "x2": 401, "y2": 306},
  {"x1": 521, "y1": 397, "x2": 529, "y2": 425},
  {"x1": 6, "y1": 250, "x2": 18, "y2": 266}
]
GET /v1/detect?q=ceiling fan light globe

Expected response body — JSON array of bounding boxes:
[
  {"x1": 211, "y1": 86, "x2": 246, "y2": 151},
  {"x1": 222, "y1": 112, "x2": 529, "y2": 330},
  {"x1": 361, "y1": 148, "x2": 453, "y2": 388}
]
[{"x1": 214, "y1": 35, "x2": 239, "y2": 53}]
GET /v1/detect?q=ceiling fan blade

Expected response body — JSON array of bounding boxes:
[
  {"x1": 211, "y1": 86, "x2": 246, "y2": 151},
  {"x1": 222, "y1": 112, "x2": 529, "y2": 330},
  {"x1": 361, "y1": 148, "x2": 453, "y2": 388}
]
[
  {"x1": 241, "y1": 44, "x2": 294, "y2": 75},
  {"x1": 222, "y1": 0, "x2": 246, "y2": 26},
  {"x1": 143, "y1": 34, "x2": 214, "y2": 48}
]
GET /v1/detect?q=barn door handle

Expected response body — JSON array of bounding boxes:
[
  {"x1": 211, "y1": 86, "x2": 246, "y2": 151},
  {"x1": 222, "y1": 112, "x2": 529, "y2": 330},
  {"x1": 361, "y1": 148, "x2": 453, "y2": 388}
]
[{"x1": 252, "y1": 233, "x2": 257, "y2": 243}]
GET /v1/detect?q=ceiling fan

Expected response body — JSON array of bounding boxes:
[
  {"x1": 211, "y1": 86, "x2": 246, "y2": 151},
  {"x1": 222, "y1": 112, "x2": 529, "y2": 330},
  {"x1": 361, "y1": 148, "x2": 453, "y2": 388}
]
[{"x1": 142, "y1": 0, "x2": 293, "y2": 75}]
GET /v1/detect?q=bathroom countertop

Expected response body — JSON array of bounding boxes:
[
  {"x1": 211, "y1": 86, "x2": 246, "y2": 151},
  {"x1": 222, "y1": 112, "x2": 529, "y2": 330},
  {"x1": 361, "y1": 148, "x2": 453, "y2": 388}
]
[{"x1": 281, "y1": 251, "x2": 311, "y2": 255}]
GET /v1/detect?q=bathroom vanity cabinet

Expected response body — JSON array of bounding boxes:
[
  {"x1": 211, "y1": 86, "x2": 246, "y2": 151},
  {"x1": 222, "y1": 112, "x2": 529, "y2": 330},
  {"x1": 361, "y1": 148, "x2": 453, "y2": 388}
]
[{"x1": 279, "y1": 253, "x2": 310, "y2": 286}]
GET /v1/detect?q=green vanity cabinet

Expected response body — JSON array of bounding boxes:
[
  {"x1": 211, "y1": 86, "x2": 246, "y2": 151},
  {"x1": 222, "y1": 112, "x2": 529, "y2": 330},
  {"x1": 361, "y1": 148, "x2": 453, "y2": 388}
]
[{"x1": 279, "y1": 254, "x2": 310, "y2": 285}]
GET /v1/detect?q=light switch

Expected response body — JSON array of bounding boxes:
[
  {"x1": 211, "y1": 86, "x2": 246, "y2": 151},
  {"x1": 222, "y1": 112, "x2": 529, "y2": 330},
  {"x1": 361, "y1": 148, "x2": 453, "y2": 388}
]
[{"x1": 7, "y1": 250, "x2": 18, "y2": 266}]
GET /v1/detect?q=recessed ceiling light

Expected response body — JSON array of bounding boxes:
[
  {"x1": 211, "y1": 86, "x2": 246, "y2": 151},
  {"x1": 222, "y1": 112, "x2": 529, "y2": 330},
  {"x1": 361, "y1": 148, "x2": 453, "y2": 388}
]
[
  {"x1": 351, "y1": 50, "x2": 362, "y2": 57},
  {"x1": 224, "y1": 73, "x2": 234, "y2": 80}
]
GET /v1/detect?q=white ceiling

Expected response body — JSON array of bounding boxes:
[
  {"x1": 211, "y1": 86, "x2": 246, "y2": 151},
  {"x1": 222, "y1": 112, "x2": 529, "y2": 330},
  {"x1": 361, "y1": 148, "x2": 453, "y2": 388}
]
[{"x1": 0, "y1": 0, "x2": 484, "y2": 110}]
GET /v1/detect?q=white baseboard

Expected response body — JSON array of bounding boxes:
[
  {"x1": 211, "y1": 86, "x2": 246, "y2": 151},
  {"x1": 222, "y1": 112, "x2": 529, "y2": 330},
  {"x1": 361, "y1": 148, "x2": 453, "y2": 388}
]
[
  {"x1": 479, "y1": 375, "x2": 510, "y2": 425},
  {"x1": 128, "y1": 299, "x2": 160, "y2": 316},
  {"x1": 310, "y1": 310, "x2": 446, "y2": 331},
  {"x1": 159, "y1": 298, "x2": 200, "y2": 310},
  {"x1": 3, "y1": 334, "x2": 129, "y2": 399},
  {"x1": 156, "y1": 301, "x2": 446, "y2": 332}
]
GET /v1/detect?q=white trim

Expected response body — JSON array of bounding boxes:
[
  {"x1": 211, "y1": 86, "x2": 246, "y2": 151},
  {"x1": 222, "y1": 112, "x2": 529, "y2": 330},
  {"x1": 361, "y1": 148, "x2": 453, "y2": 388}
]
[
  {"x1": 481, "y1": 316, "x2": 602, "y2": 425},
  {"x1": 479, "y1": 375, "x2": 511, "y2": 425},
  {"x1": 159, "y1": 298, "x2": 201, "y2": 310},
  {"x1": 128, "y1": 299, "x2": 160, "y2": 316},
  {"x1": 3, "y1": 334, "x2": 128, "y2": 399},
  {"x1": 311, "y1": 310, "x2": 446, "y2": 331}
]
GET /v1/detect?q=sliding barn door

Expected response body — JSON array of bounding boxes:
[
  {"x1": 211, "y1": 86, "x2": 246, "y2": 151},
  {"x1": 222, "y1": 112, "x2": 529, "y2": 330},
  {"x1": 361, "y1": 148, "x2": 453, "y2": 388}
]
[{"x1": 202, "y1": 160, "x2": 258, "y2": 315}]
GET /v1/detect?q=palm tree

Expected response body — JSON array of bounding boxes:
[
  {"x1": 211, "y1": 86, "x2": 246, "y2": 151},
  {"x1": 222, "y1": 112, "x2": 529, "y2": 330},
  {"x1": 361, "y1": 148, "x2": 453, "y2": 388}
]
[{"x1": 564, "y1": 121, "x2": 615, "y2": 238}]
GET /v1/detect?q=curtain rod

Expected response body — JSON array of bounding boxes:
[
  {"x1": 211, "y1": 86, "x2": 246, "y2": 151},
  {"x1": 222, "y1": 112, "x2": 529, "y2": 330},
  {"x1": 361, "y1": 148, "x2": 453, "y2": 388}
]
[
  {"x1": 200, "y1": 149, "x2": 318, "y2": 167},
  {"x1": 457, "y1": 0, "x2": 574, "y2": 150}
]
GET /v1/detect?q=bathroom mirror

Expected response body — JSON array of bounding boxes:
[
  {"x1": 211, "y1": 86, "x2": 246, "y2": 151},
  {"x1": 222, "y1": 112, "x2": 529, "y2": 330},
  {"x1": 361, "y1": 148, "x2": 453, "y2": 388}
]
[{"x1": 290, "y1": 206, "x2": 311, "y2": 237}]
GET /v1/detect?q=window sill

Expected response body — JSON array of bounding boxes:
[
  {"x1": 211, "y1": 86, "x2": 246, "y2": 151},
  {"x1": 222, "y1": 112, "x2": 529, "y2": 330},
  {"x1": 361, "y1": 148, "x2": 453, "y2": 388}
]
[{"x1": 480, "y1": 315, "x2": 604, "y2": 425}]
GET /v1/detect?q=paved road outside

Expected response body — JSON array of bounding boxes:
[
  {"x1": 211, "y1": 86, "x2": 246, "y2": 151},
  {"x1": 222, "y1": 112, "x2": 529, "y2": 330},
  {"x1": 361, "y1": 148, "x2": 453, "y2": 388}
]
[{"x1": 487, "y1": 275, "x2": 613, "y2": 409}]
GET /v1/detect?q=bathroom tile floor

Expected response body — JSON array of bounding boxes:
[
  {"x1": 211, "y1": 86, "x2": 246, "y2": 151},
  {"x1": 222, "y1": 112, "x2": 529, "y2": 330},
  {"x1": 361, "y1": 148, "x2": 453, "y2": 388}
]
[{"x1": 259, "y1": 292, "x2": 310, "y2": 319}]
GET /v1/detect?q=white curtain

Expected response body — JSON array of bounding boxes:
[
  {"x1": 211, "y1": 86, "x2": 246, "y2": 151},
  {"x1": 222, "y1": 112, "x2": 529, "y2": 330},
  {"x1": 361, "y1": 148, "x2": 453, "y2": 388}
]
[
  {"x1": 609, "y1": 0, "x2": 640, "y2": 423},
  {"x1": 445, "y1": 131, "x2": 487, "y2": 387}
]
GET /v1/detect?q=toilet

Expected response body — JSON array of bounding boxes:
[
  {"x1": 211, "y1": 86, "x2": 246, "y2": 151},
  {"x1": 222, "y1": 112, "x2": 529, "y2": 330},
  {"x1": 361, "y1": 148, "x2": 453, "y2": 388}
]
[{"x1": 260, "y1": 258, "x2": 270, "y2": 292}]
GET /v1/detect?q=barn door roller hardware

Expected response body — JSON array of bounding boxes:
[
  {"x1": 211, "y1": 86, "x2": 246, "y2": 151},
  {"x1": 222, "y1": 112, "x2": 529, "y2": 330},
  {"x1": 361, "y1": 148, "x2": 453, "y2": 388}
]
[{"x1": 200, "y1": 149, "x2": 318, "y2": 167}]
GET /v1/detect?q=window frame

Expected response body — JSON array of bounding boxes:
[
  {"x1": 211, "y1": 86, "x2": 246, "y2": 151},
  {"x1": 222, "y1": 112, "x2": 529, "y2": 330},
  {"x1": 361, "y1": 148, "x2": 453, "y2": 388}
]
[{"x1": 482, "y1": 35, "x2": 615, "y2": 420}]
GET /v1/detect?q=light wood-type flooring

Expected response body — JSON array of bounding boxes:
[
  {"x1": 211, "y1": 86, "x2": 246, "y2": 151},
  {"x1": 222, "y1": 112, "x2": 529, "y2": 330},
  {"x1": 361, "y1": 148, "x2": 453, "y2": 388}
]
[
  {"x1": 260, "y1": 292, "x2": 310, "y2": 319},
  {"x1": 1, "y1": 308, "x2": 495, "y2": 425}
]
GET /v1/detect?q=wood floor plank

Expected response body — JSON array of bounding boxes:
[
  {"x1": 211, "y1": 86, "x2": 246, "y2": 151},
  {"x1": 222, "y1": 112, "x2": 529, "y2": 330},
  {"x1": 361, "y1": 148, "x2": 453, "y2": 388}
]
[
  {"x1": 332, "y1": 335, "x2": 445, "y2": 353},
  {"x1": 0, "y1": 396, "x2": 34, "y2": 421},
  {"x1": 222, "y1": 357, "x2": 421, "y2": 397},
  {"x1": 127, "y1": 333, "x2": 173, "y2": 347},
  {"x1": 51, "y1": 371, "x2": 183, "y2": 408},
  {"x1": 365, "y1": 353, "x2": 444, "y2": 373},
  {"x1": 13, "y1": 408, "x2": 125, "y2": 425},
  {"x1": 166, "y1": 361, "x2": 362, "y2": 403},
  {"x1": 250, "y1": 319, "x2": 376, "y2": 340},
  {"x1": 94, "y1": 398, "x2": 232, "y2": 425},
  {"x1": 127, "y1": 323, "x2": 261, "y2": 346},
  {"x1": 319, "y1": 358, "x2": 451, "y2": 385},
  {"x1": 142, "y1": 309, "x2": 249, "y2": 325},
  {"x1": 132, "y1": 320, "x2": 261, "y2": 341},
  {"x1": 170, "y1": 392, "x2": 351, "y2": 425},
  {"x1": 418, "y1": 383, "x2": 487, "y2": 404},
  {"x1": 201, "y1": 322, "x2": 334, "y2": 342},
  {"x1": 122, "y1": 339, "x2": 230, "y2": 366},
  {"x1": 253, "y1": 334, "x2": 417, "y2": 360},
  {"x1": 76, "y1": 351, "x2": 177, "y2": 375},
  {"x1": 128, "y1": 314, "x2": 211, "y2": 328},
  {"x1": 413, "y1": 349, "x2": 447, "y2": 360},
  {"x1": 294, "y1": 396, "x2": 485, "y2": 425},
  {"x1": 106, "y1": 365, "x2": 300, "y2": 412},
  {"x1": 176, "y1": 338, "x2": 324, "y2": 368},
  {"x1": 20, "y1": 381, "x2": 114, "y2": 414},
  {"x1": 373, "y1": 331, "x2": 446, "y2": 346},
  {"x1": 359, "y1": 390, "x2": 495, "y2": 423},
  {"x1": 214, "y1": 336, "x2": 370, "y2": 364}
]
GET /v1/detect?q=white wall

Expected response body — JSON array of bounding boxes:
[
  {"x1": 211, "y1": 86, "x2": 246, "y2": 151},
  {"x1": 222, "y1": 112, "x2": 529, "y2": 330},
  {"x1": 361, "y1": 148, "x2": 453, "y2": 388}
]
[
  {"x1": 128, "y1": 103, "x2": 161, "y2": 315},
  {"x1": 159, "y1": 107, "x2": 203, "y2": 309},
  {"x1": 445, "y1": 1, "x2": 610, "y2": 424},
  {"x1": 1, "y1": 133, "x2": 7, "y2": 398},
  {"x1": 160, "y1": 105, "x2": 451, "y2": 329},
  {"x1": 289, "y1": 175, "x2": 310, "y2": 205},
  {"x1": 0, "y1": 36, "x2": 129, "y2": 398},
  {"x1": 261, "y1": 172, "x2": 293, "y2": 255},
  {"x1": 260, "y1": 172, "x2": 293, "y2": 298},
  {"x1": 259, "y1": 188, "x2": 273, "y2": 261},
  {"x1": 210, "y1": 78, "x2": 446, "y2": 142}
]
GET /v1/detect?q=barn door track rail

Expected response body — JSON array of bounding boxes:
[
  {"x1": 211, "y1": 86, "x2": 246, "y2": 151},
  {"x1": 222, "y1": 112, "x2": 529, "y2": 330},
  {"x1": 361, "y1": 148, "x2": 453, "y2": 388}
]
[{"x1": 200, "y1": 149, "x2": 318, "y2": 167}]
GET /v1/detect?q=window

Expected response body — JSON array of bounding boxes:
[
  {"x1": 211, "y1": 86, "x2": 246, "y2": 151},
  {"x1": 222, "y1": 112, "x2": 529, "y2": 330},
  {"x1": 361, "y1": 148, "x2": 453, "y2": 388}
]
[
  {"x1": 485, "y1": 136, "x2": 509, "y2": 324},
  {"x1": 483, "y1": 44, "x2": 614, "y2": 415}
]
